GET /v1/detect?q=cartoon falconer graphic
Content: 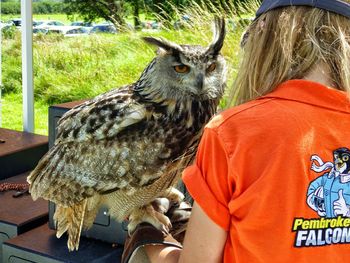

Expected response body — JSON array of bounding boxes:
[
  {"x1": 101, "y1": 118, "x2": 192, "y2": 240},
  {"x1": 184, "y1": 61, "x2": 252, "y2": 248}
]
[{"x1": 307, "y1": 148, "x2": 350, "y2": 218}]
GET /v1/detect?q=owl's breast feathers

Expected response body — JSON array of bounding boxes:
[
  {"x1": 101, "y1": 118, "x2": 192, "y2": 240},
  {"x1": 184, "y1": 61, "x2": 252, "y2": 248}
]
[{"x1": 28, "y1": 84, "x2": 218, "y2": 207}]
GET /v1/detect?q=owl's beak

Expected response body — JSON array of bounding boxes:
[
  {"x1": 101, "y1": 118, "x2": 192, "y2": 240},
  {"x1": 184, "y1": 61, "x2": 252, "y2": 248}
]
[{"x1": 196, "y1": 73, "x2": 204, "y2": 90}]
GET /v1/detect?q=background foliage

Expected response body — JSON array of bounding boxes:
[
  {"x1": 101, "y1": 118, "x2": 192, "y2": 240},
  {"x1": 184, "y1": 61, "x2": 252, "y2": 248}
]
[
  {"x1": 1, "y1": 1, "x2": 65, "y2": 14},
  {"x1": 1, "y1": 0, "x2": 258, "y2": 134}
]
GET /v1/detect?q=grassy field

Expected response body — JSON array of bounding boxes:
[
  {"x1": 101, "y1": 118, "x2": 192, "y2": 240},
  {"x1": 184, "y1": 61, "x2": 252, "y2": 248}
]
[
  {"x1": 1, "y1": 13, "x2": 157, "y2": 26},
  {"x1": 2, "y1": 13, "x2": 72, "y2": 24},
  {"x1": 1, "y1": 93, "x2": 49, "y2": 135},
  {"x1": 1, "y1": 4, "x2": 247, "y2": 135}
]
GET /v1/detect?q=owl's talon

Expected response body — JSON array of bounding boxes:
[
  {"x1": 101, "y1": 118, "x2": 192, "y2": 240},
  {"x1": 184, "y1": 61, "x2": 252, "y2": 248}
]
[
  {"x1": 128, "y1": 204, "x2": 172, "y2": 235},
  {"x1": 166, "y1": 188, "x2": 184, "y2": 204},
  {"x1": 161, "y1": 224, "x2": 169, "y2": 234},
  {"x1": 127, "y1": 223, "x2": 138, "y2": 236}
]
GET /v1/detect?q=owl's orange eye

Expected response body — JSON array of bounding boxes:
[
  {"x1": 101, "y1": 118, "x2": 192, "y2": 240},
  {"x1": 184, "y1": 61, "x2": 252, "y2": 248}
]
[
  {"x1": 174, "y1": 65, "x2": 190, "y2": 73},
  {"x1": 207, "y1": 63, "x2": 216, "y2": 73}
]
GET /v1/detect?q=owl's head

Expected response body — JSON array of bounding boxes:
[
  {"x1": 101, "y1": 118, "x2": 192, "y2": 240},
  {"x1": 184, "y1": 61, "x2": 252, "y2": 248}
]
[
  {"x1": 334, "y1": 148, "x2": 350, "y2": 174},
  {"x1": 139, "y1": 18, "x2": 226, "y2": 102}
]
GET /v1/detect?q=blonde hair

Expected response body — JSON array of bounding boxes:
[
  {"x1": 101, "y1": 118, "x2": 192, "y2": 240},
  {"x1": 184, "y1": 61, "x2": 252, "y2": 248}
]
[{"x1": 231, "y1": 3, "x2": 350, "y2": 105}]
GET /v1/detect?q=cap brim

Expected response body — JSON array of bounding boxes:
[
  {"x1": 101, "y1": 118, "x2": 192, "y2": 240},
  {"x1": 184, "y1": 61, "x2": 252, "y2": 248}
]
[{"x1": 256, "y1": 0, "x2": 350, "y2": 19}]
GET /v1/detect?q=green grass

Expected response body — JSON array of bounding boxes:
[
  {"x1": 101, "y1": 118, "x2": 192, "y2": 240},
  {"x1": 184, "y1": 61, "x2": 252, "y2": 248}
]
[
  {"x1": 1, "y1": 13, "x2": 157, "y2": 26},
  {"x1": 1, "y1": 0, "x2": 251, "y2": 135},
  {"x1": 1, "y1": 30, "x2": 243, "y2": 135},
  {"x1": 1, "y1": 93, "x2": 48, "y2": 135},
  {"x1": 1, "y1": 13, "x2": 109, "y2": 25},
  {"x1": 2, "y1": 13, "x2": 72, "y2": 25}
]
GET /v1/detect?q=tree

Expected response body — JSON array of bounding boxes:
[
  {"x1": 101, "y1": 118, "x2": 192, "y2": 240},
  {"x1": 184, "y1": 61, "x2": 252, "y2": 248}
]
[
  {"x1": 145, "y1": 0, "x2": 190, "y2": 20},
  {"x1": 132, "y1": 0, "x2": 141, "y2": 29},
  {"x1": 63, "y1": 0, "x2": 126, "y2": 29}
]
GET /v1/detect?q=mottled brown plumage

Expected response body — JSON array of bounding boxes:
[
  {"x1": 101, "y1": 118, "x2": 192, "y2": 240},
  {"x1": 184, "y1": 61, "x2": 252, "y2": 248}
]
[{"x1": 28, "y1": 18, "x2": 226, "y2": 251}]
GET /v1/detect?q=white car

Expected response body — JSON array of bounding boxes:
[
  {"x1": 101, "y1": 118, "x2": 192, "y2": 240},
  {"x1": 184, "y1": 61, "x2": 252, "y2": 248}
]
[{"x1": 33, "y1": 20, "x2": 65, "y2": 30}]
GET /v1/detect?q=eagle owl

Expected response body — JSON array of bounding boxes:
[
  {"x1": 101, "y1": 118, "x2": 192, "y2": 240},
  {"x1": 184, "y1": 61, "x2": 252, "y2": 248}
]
[{"x1": 28, "y1": 18, "x2": 226, "y2": 251}]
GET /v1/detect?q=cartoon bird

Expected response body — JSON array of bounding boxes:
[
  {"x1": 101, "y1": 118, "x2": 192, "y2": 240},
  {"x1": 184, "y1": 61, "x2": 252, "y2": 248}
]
[
  {"x1": 27, "y1": 18, "x2": 226, "y2": 251},
  {"x1": 334, "y1": 148, "x2": 350, "y2": 174}
]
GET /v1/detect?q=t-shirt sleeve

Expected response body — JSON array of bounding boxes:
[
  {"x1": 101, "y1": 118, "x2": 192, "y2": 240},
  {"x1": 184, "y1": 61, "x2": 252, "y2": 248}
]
[{"x1": 182, "y1": 127, "x2": 232, "y2": 231}]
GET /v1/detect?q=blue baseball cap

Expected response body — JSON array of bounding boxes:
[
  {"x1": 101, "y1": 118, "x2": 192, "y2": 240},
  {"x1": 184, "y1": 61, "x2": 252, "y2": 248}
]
[{"x1": 256, "y1": 0, "x2": 350, "y2": 18}]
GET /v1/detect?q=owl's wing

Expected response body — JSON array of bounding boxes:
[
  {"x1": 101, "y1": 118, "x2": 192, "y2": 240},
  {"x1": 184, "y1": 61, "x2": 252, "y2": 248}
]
[
  {"x1": 28, "y1": 85, "x2": 151, "y2": 206},
  {"x1": 55, "y1": 85, "x2": 146, "y2": 144}
]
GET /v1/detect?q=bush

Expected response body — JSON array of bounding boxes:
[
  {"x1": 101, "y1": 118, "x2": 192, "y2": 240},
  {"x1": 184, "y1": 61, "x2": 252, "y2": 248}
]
[
  {"x1": 1, "y1": 1, "x2": 66, "y2": 15},
  {"x1": 1, "y1": 2, "x2": 20, "y2": 14},
  {"x1": 2, "y1": 35, "x2": 22, "y2": 94},
  {"x1": 2, "y1": 25, "x2": 18, "y2": 39},
  {"x1": 33, "y1": 1, "x2": 66, "y2": 14}
]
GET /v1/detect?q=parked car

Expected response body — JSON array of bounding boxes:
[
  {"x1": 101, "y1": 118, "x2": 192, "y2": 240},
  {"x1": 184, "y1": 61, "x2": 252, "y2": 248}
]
[
  {"x1": 6, "y1": 18, "x2": 21, "y2": 27},
  {"x1": 33, "y1": 20, "x2": 43, "y2": 27},
  {"x1": 33, "y1": 28, "x2": 48, "y2": 35},
  {"x1": 70, "y1": 21, "x2": 94, "y2": 27},
  {"x1": 89, "y1": 24, "x2": 117, "y2": 34},
  {"x1": 33, "y1": 20, "x2": 65, "y2": 30},
  {"x1": 70, "y1": 21, "x2": 94, "y2": 33},
  {"x1": 64, "y1": 27, "x2": 89, "y2": 37},
  {"x1": 6, "y1": 19, "x2": 56, "y2": 29},
  {"x1": 46, "y1": 26, "x2": 89, "y2": 37}
]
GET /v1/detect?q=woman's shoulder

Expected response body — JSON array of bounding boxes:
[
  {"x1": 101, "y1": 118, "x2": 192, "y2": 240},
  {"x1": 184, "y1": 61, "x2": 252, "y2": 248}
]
[{"x1": 207, "y1": 97, "x2": 278, "y2": 130}]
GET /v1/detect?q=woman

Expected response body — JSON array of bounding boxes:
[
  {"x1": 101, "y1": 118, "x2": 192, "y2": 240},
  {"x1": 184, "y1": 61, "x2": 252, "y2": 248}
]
[{"x1": 124, "y1": 0, "x2": 350, "y2": 262}]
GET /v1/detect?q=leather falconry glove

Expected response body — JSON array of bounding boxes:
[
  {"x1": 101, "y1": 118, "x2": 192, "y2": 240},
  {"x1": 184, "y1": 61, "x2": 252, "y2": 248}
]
[{"x1": 121, "y1": 198, "x2": 192, "y2": 263}]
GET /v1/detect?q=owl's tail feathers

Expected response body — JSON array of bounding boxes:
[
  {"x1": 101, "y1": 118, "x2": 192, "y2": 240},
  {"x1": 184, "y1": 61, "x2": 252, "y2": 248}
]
[
  {"x1": 54, "y1": 199, "x2": 87, "y2": 252},
  {"x1": 83, "y1": 196, "x2": 101, "y2": 230}
]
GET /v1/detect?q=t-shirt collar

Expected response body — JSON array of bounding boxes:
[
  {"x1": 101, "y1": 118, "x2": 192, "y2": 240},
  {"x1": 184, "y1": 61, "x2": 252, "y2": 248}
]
[{"x1": 261, "y1": 79, "x2": 350, "y2": 113}]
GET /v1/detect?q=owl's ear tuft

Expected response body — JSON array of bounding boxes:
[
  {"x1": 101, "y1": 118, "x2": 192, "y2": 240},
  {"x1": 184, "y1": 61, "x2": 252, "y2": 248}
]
[
  {"x1": 142, "y1": 37, "x2": 183, "y2": 54},
  {"x1": 206, "y1": 17, "x2": 226, "y2": 57}
]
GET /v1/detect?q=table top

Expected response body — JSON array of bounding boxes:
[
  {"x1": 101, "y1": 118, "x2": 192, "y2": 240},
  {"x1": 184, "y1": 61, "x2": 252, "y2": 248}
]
[
  {"x1": 0, "y1": 172, "x2": 48, "y2": 227},
  {"x1": 0, "y1": 128, "x2": 48, "y2": 157},
  {"x1": 50, "y1": 100, "x2": 87, "y2": 110}
]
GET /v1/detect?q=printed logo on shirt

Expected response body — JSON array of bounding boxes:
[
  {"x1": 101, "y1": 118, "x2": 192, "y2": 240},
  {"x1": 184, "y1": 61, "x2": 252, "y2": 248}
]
[{"x1": 293, "y1": 147, "x2": 350, "y2": 248}]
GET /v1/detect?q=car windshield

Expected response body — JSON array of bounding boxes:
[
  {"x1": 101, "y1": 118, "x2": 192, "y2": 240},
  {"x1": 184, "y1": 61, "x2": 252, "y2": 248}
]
[
  {"x1": 91, "y1": 25, "x2": 116, "y2": 33},
  {"x1": 71, "y1": 22, "x2": 91, "y2": 26},
  {"x1": 33, "y1": 28, "x2": 47, "y2": 33},
  {"x1": 66, "y1": 28, "x2": 88, "y2": 34},
  {"x1": 34, "y1": 21, "x2": 44, "y2": 26}
]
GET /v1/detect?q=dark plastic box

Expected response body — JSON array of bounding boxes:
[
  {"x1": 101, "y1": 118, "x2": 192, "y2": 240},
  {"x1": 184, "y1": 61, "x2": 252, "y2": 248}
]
[
  {"x1": 48, "y1": 101, "x2": 128, "y2": 245},
  {"x1": 2, "y1": 224, "x2": 123, "y2": 263},
  {"x1": 0, "y1": 172, "x2": 48, "y2": 260}
]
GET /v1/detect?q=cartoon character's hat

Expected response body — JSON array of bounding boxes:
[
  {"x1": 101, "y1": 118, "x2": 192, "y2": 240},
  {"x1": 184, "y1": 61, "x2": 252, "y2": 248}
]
[{"x1": 256, "y1": 0, "x2": 350, "y2": 19}]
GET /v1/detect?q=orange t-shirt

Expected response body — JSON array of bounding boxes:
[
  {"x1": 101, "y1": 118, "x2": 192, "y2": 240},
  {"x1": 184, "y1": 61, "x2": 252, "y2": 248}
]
[{"x1": 183, "y1": 79, "x2": 350, "y2": 262}]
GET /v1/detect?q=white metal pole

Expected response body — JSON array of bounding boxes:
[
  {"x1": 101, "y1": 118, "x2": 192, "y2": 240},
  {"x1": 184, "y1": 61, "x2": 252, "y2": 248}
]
[{"x1": 21, "y1": 0, "x2": 34, "y2": 133}]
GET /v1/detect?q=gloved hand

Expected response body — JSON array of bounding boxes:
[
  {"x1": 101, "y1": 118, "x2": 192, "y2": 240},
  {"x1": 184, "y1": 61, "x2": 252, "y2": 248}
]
[
  {"x1": 334, "y1": 189, "x2": 350, "y2": 217},
  {"x1": 121, "y1": 198, "x2": 191, "y2": 263}
]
